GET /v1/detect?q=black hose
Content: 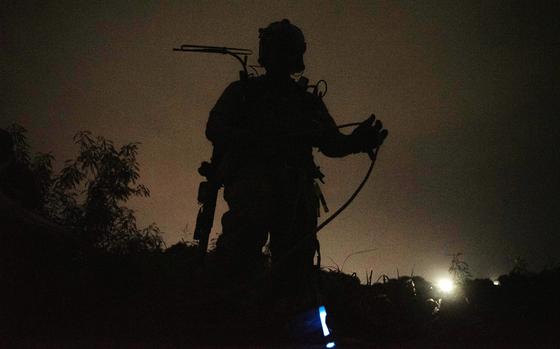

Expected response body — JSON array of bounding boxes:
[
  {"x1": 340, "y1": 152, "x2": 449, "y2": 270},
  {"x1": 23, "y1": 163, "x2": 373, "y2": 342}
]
[{"x1": 316, "y1": 149, "x2": 377, "y2": 233}]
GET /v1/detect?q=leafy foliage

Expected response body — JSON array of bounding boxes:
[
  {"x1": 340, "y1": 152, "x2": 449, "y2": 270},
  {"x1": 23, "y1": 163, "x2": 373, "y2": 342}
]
[
  {"x1": 448, "y1": 252, "x2": 472, "y2": 285},
  {"x1": 6, "y1": 123, "x2": 31, "y2": 165},
  {"x1": 5, "y1": 124, "x2": 163, "y2": 253}
]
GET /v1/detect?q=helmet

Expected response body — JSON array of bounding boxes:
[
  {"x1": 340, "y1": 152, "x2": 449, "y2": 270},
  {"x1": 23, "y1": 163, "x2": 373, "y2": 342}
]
[{"x1": 258, "y1": 19, "x2": 306, "y2": 74}]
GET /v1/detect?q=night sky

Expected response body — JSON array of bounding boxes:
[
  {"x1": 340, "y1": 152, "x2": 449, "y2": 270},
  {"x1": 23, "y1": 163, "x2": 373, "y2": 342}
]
[{"x1": 2, "y1": 1, "x2": 559, "y2": 282}]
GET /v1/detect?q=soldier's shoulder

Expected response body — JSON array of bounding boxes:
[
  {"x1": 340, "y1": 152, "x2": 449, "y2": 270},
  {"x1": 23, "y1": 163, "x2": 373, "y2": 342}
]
[
  {"x1": 245, "y1": 75, "x2": 268, "y2": 89},
  {"x1": 302, "y1": 88, "x2": 320, "y2": 100},
  {"x1": 290, "y1": 80, "x2": 320, "y2": 99},
  {"x1": 299, "y1": 86, "x2": 325, "y2": 107},
  {"x1": 223, "y1": 79, "x2": 244, "y2": 92},
  {"x1": 224, "y1": 76, "x2": 266, "y2": 92}
]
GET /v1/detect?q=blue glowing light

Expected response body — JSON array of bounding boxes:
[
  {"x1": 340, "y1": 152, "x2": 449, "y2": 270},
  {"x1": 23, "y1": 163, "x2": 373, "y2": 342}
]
[
  {"x1": 319, "y1": 305, "x2": 330, "y2": 336},
  {"x1": 326, "y1": 342, "x2": 336, "y2": 348}
]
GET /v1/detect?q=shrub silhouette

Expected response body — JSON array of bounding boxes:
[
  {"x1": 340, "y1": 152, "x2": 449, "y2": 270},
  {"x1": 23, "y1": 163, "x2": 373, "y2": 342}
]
[
  {"x1": 4, "y1": 125, "x2": 163, "y2": 253},
  {"x1": 449, "y1": 252, "x2": 472, "y2": 285},
  {"x1": 3, "y1": 125, "x2": 560, "y2": 347}
]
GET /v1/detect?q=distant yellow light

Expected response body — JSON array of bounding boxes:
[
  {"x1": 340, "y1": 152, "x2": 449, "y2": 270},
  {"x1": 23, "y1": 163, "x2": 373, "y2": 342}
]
[
  {"x1": 493, "y1": 280, "x2": 500, "y2": 286},
  {"x1": 437, "y1": 278, "x2": 455, "y2": 294}
]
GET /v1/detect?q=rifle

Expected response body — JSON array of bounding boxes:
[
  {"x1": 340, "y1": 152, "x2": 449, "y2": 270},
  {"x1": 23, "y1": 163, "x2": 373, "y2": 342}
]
[
  {"x1": 174, "y1": 45, "x2": 250, "y2": 256},
  {"x1": 193, "y1": 159, "x2": 220, "y2": 255}
]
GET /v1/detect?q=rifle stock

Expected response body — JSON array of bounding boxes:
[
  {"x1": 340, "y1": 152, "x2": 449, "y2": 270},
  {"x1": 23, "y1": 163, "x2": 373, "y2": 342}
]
[{"x1": 194, "y1": 180, "x2": 220, "y2": 254}]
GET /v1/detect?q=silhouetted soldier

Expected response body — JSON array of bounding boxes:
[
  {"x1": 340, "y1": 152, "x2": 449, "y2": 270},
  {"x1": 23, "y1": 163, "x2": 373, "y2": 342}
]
[{"x1": 206, "y1": 20, "x2": 387, "y2": 311}]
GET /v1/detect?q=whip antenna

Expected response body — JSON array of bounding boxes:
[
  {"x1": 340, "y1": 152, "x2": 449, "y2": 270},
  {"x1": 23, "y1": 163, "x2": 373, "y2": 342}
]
[{"x1": 173, "y1": 44, "x2": 253, "y2": 79}]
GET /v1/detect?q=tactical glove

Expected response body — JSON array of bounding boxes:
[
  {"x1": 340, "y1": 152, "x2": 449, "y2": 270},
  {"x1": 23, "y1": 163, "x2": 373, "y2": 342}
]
[{"x1": 350, "y1": 114, "x2": 388, "y2": 154}]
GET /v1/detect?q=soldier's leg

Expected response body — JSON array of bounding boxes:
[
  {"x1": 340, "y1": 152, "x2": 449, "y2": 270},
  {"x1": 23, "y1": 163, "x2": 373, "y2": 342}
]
[
  {"x1": 217, "y1": 208, "x2": 268, "y2": 270},
  {"x1": 269, "y1": 174, "x2": 319, "y2": 310},
  {"x1": 215, "y1": 178, "x2": 272, "y2": 275}
]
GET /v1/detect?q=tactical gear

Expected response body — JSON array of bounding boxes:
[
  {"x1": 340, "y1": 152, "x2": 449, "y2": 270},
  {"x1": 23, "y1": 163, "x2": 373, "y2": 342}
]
[
  {"x1": 206, "y1": 74, "x2": 345, "y2": 306},
  {"x1": 201, "y1": 20, "x2": 389, "y2": 312},
  {"x1": 205, "y1": 76, "x2": 388, "y2": 271}
]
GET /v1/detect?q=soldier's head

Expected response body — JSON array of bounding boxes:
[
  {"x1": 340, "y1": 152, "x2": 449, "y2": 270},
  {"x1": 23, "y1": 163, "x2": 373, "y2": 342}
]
[{"x1": 258, "y1": 19, "x2": 306, "y2": 75}]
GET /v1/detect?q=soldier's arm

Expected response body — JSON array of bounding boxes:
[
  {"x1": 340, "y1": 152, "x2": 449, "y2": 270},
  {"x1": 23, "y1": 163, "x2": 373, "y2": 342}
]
[
  {"x1": 311, "y1": 97, "x2": 358, "y2": 158},
  {"x1": 206, "y1": 81, "x2": 252, "y2": 148}
]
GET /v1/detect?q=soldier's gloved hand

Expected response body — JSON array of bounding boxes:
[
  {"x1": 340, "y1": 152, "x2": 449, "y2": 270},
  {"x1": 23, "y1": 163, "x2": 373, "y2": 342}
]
[{"x1": 351, "y1": 114, "x2": 388, "y2": 154}]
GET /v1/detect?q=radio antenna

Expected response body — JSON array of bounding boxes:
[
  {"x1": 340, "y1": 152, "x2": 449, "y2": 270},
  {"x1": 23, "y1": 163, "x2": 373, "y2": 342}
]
[{"x1": 173, "y1": 44, "x2": 253, "y2": 80}]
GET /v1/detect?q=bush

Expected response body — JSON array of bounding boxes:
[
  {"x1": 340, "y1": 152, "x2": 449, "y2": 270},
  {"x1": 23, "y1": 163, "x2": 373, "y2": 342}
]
[{"x1": 4, "y1": 124, "x2": 163, "y2": 253}]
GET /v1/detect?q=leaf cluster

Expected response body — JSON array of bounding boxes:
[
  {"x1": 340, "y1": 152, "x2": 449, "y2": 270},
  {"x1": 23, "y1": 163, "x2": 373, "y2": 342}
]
[
  {"x1": 5, "y1": 124, "x2": 163, "y2": 253},
  {"x1": 449, "y1": 252, "x2": 472, "y2": 285}
]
